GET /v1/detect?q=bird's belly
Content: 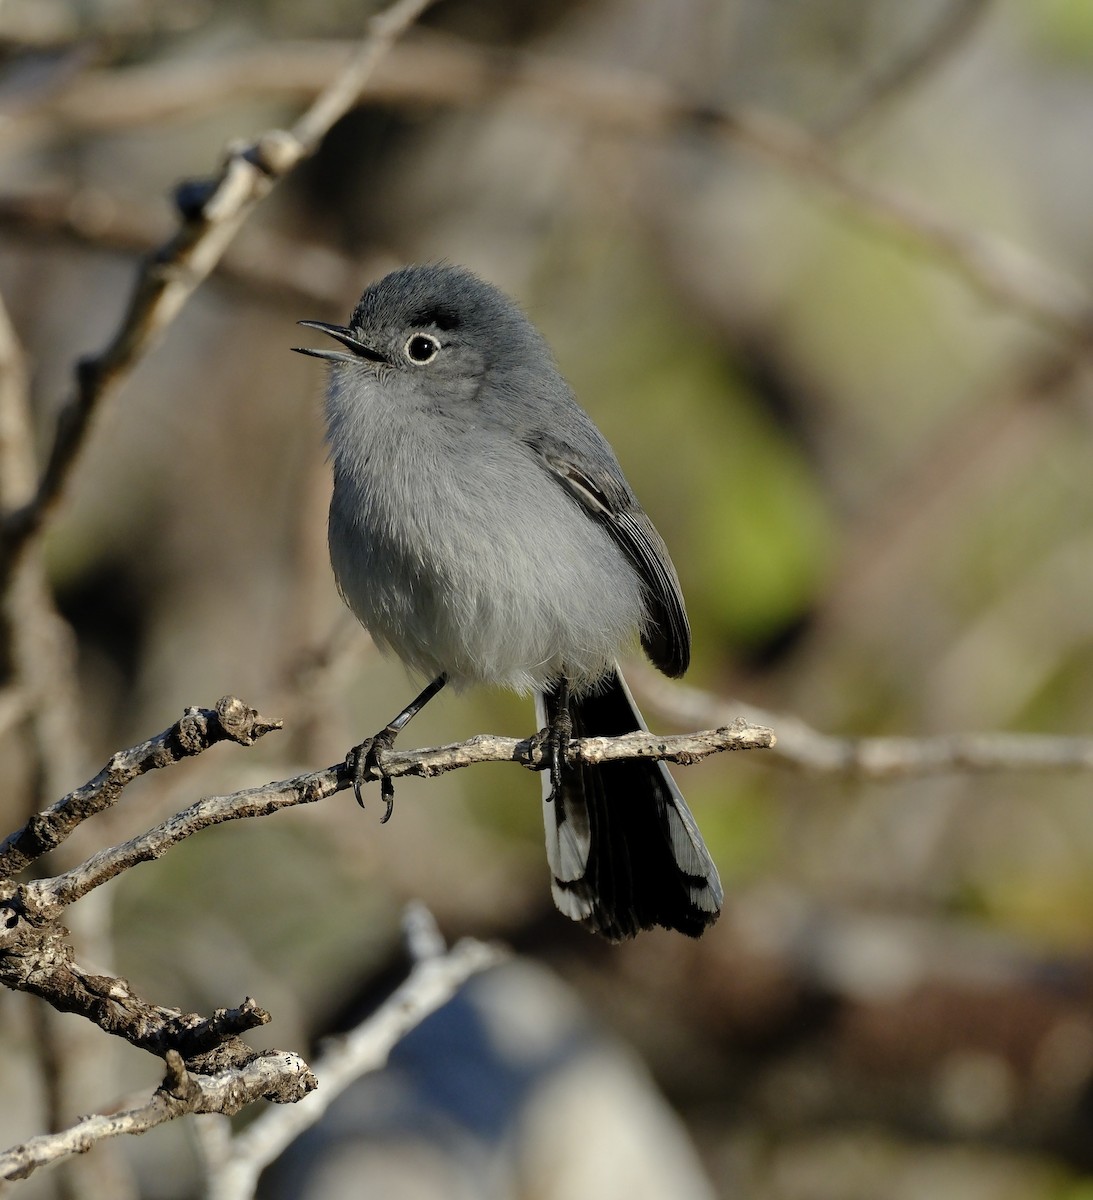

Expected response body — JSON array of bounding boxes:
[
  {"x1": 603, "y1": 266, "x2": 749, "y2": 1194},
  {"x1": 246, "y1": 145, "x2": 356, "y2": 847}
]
[{"x1": 328, "y1": 445, "x2": 644, "y2": 693}]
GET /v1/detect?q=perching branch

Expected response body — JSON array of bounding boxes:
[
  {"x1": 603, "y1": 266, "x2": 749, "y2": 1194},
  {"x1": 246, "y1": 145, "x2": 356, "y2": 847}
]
[
  {"x1": 0, "y1": 0, "x2": 437, "y2": 570},
  {"x1": 0, "y1": 694, "x2": 771, "y2": 1059},
  {"x1": 0, "y1": 715, "x2": 772, "y2": 931},
  {"x1": 13, "y1": 667, "x2": 1093, "y2": 1184},
  {"x1": 5, "y1": 714, "x2": 772, "y2": 922}
]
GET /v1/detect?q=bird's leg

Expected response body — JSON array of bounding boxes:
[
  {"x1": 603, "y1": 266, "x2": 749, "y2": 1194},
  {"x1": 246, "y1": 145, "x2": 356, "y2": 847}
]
[
  {"x1": 349, "y1": 673, "x2": 448, "y2": 822},
  {"x1": 533, "y1": 678, "x2": 573, "y2": 804}
]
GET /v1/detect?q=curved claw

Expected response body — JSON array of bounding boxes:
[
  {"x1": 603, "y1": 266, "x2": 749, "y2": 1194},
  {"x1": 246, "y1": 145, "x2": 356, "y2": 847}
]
[
  {"x1": 344, "y1": 675, "x2": 447, "y2": 822},
  {"x1": 380, "y1": 775, "x2": 396, "y2": 824},
  {"x1": 532, "y1": 707, "x2": 573, "y2": 805},
  {"x1": 347, "y1": 741, "x2": 371, "y2": 810},
  {"x1": 347, "y1": 731, "x2": 398, "y2": 819}
]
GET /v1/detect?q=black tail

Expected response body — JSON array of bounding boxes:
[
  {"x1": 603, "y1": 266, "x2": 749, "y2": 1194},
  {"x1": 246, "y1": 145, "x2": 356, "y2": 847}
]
[{"x1": 535, "y1": 668, "x2": 723, "y2": 940}]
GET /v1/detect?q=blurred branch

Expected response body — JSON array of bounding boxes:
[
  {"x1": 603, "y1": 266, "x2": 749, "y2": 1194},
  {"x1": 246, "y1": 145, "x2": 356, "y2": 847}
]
[
  {"x1": 0, "y1": 286, "x2": 78, "y2": 796},
  {"x1": 277, "y1": 611, "x2": 371, "y2": 758},
  {"x1": 821, "y1": 0, "x2": 994, "y2": 139},
  {"x1": 0, "y1": 2, "x2": 210, "y2": 51},
  {"x1": 793, "y1": 356, "x2": 1078, "y2": 677},
  {"x1": 0, "y1": 0, "x2": 437, "y2": 573},
  {"x1": 928, "y1": 530, "x2": 1093, "y2": 728},
  {"x1": 0, "y1": 1049, "x2": 316, "y2": 1185},
  {"x1": 0, "y1": 284, "x2": 35, "y2": 511},
  {"x1": 689, "y1": 108, "x2": 1089, "y2": 344},
  {"x1": 0, "y1": 278, "x2": 125, "y2": 1196},
  {"x1": 639, "y1": 672, "x2": 1093, "y2": 778},
  {"x1": 0, "y1": 188, "x2": 361, "y2": 308},
  {"x1": 20, "y1": 32, "x2": 1093, "y2": 348},
  {"x1": 205, "y1": 906, "x2": 505, "y2": 1200}
]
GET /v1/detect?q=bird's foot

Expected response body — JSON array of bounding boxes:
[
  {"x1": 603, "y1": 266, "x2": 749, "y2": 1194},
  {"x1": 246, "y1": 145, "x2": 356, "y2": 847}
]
[
  {"x1": 347, "y1": 727, "x2": 399, "y2": 823},
  {"x1": 531, "y1": 708, "x2": 573, "y2": 804}
]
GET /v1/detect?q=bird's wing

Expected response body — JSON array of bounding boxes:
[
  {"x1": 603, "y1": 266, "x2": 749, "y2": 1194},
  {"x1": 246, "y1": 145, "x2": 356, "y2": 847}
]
[{"x1": 526, "y1": 431, "x2": 690, "y2": 677}]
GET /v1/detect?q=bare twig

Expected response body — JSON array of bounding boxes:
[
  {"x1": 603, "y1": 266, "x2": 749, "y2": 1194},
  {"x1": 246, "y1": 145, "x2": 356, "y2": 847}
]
[
  {"x1": 0, "y1": 1049, "x2": 317, "y2": 1184},
  {"x1": 205, "y1": 912, "x2": 504, "y2": 1200},
  {"x1": 638, "y1": 672, "x2": 1093, "y2": 779},
  {"x1": 0, "y1": 696, "x2": 282, "y2": 879},
  {"x1": 0, "y1": 692, "x2": 302, "y2": 1192},
  {"x1": 402, "y1": 899, "x2": 448, "y2": 963},
  {"x1": 0, "y1": 0, "x2": 437, "y2": 570}
]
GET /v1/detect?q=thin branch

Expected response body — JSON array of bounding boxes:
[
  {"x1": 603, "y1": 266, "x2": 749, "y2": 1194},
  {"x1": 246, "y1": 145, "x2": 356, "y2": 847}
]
[
  {"x1": 21, "y1": 33, "x2": 1093, "y2": 348},
  {"x1": 0, "y1": 1049, "x2": 317, "y2": 1185},
  {"x1": 7, "y1": 717, "x2": 772, "y2": 921},
  {"x1": 0, "y1": 0, "x2": 437, "y2": 569},
  {"x1": 0, "y1": 696, "x2": 283, "y2": 879},
  {"x1": 289, "y1": 0, "x2": 437, "y2": 151},
  {"x1": 205, "y1": 909, "x2": 505, "y2": 1200},
  {"x1": 0, "y1": 693, "x2": 309, "y2": 1188},
  {"x1": 638, "y1": 672, "x2": 1093, "y2": 779}
]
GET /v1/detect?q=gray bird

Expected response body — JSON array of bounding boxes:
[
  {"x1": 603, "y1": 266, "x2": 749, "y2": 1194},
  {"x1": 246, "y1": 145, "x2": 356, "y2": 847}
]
[{"x1": 295, "y1": 264, "x2": 722, "y2": 940}]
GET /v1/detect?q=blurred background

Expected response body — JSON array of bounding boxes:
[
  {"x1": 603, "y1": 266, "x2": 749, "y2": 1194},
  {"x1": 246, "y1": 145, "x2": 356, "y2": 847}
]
[{"x1": 4, "y1": 0, "x2": 1093, "y2": 1196}]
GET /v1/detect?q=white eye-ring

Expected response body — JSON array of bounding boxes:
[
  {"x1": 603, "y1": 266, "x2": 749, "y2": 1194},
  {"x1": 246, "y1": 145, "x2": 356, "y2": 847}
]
[{"x1": 404, "y1": 332, "x2": 441, "y2": 364}]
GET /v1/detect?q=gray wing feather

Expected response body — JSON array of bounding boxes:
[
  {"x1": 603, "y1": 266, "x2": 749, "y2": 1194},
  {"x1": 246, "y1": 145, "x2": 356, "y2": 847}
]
[{"x1": 527, "y1": 436, "x2": 691, "y2": 677}]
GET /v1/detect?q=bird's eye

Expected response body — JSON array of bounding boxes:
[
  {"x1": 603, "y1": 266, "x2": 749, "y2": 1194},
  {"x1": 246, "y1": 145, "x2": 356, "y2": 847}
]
[{"x1": 404, "y1": 333, "x2": 440, "y2": 364}]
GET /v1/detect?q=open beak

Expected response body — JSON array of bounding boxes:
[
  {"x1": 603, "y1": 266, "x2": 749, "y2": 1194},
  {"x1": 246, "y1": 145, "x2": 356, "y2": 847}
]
[{"x1": 292, "y1": 320, "x2": 389, "y2": 365}]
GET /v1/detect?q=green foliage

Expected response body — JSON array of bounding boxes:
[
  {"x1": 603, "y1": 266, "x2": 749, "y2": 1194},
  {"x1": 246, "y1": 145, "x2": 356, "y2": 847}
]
[{"x1": 1025, "y1": 0, "x2": 1093, "y2": 62}]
